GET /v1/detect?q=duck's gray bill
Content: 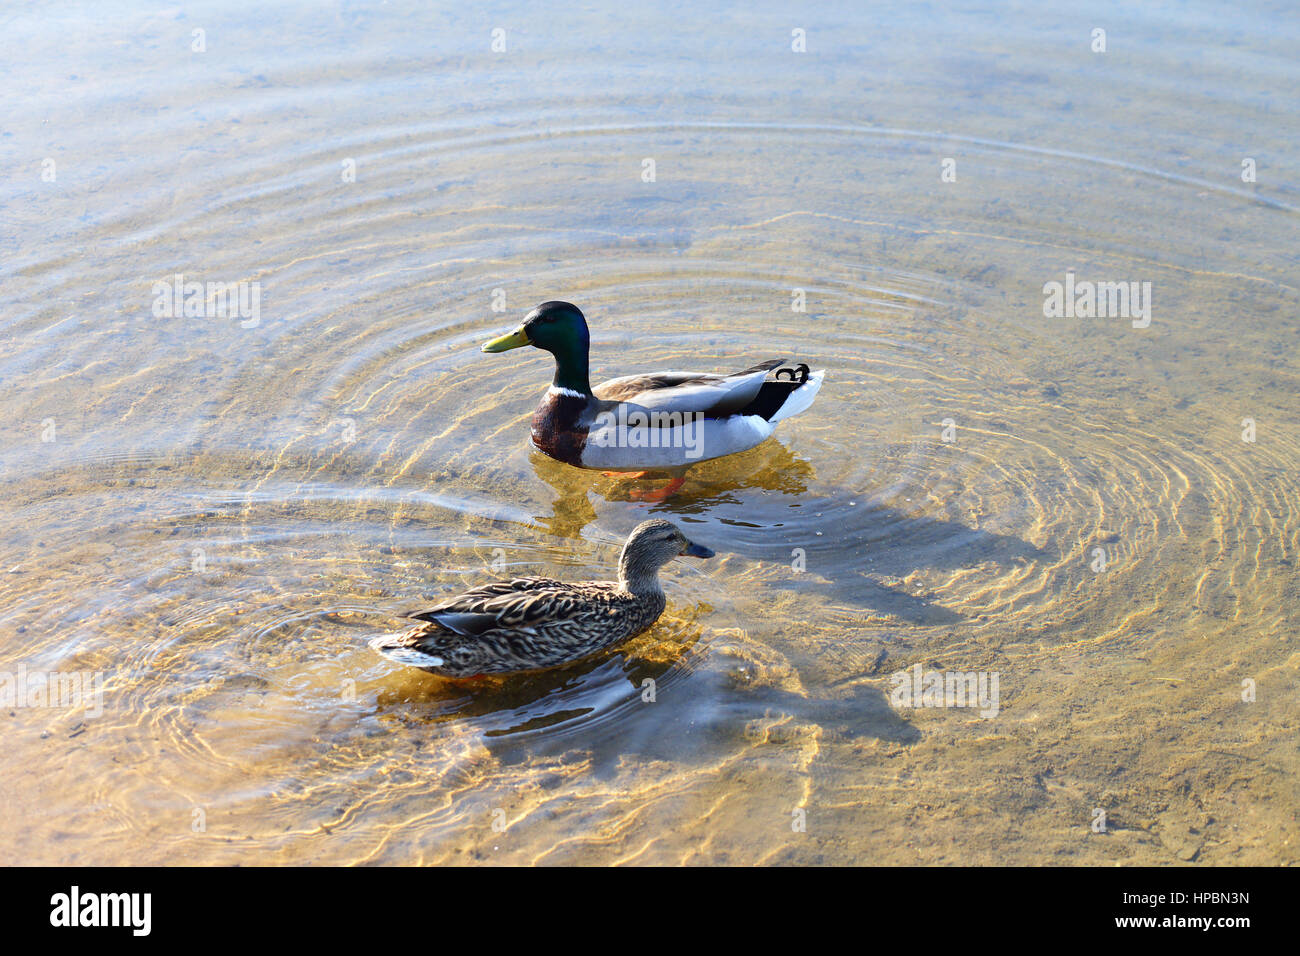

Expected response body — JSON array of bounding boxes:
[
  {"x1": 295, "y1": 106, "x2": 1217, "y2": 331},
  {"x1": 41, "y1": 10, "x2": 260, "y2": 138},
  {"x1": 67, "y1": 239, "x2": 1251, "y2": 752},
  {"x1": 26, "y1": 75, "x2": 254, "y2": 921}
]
[{"x1": 683, "y1": 541, "x2": 715, "y2": 558}]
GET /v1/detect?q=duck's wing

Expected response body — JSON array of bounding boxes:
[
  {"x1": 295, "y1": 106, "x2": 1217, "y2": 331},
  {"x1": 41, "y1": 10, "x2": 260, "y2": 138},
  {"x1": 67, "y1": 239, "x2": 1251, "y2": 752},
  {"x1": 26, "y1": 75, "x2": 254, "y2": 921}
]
[
  {"x1": 593, "y1": 359, "x2": 784, "y2": 417},
  {"x1": 407, "y1": 579, "x2": 613, "y2": 637},
  {"x1": 410, "y1": 576, "x2": 564, "y2": 614},
  {"x1": 578, "y1": 362, "x2": 825, "y2": 470}
]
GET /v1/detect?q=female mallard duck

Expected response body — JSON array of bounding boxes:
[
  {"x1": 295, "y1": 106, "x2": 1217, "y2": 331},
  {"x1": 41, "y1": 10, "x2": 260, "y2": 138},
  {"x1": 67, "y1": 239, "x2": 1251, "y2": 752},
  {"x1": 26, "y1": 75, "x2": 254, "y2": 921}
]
[
  {"x1": 369, "y1": 520, "x2": 714, "y2": 678},
  {"x1": 481, "y1": 301, "x2": 824, "y2": 491}
]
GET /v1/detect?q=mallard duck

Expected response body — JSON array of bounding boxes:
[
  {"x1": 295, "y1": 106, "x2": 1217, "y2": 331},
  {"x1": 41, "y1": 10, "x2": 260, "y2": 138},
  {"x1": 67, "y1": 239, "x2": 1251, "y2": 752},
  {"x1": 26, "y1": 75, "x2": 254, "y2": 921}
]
[
  {"x1": 481, "y1": 302, "x2": 824, "y2": 491},
  {"x1": 369, "y1": 519, "x2": 714, "y2": 678}
]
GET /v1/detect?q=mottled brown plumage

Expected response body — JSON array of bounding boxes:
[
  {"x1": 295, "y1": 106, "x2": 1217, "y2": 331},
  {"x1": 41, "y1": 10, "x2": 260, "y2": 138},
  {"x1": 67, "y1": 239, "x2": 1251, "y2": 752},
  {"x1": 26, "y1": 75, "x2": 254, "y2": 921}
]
[{"x1": 370, "y1": 520, "x2": 715, "y2": 677}]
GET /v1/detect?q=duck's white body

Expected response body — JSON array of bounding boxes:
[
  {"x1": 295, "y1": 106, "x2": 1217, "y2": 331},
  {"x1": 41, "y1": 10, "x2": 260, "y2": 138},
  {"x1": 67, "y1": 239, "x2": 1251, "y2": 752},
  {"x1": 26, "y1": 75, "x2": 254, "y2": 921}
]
[{"x1": 572, "y1": 367, "x2": 825, "y2": 470}]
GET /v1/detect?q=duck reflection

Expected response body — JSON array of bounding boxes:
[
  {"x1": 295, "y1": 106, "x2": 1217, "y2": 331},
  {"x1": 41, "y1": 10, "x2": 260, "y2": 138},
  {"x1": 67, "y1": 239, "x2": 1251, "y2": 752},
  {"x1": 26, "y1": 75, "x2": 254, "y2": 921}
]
[{"x1": 529, "y1": 439, "x2": 816, "y2": 539}]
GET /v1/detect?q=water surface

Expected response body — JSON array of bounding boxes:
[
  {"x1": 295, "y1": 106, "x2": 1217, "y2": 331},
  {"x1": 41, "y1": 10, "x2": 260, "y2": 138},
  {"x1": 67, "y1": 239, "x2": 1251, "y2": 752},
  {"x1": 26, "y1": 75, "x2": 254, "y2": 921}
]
[{"x1": 1, "y1": 0, "x2": 1297, "y2": 864}]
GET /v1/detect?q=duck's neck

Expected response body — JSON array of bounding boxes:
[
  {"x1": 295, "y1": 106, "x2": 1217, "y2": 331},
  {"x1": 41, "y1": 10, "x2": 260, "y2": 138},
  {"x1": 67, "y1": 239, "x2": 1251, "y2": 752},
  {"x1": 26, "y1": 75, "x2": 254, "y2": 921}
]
[
  {"x1": 548, "y1": 337, "x2": 592, "y2": 396},
  {"x1": 618, "y1": 551, "x2": 665, "y2": 596}
]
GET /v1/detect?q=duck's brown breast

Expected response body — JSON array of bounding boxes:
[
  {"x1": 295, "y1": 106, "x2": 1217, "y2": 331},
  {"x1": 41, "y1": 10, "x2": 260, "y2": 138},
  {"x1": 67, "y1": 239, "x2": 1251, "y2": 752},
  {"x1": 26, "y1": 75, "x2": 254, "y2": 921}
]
[{"x1": 530, "y1": 390, "x2": 590, "y2": 466}]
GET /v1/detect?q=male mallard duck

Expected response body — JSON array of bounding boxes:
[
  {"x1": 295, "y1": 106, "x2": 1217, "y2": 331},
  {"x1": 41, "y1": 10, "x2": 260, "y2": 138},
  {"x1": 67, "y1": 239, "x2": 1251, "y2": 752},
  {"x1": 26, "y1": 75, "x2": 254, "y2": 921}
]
[
  {"x1": 369, "y1": 520, "x2": 714, "y2": 677},
  {"x1": 481, "y1": 302, "x2": 824, "y2": 490}
]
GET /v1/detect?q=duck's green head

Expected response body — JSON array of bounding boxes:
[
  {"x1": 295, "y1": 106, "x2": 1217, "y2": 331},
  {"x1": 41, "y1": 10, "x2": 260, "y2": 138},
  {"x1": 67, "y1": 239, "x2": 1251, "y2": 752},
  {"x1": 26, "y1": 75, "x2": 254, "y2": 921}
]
[{"x1": 481, "y1": 301, "x2": 591, "y2": 393}]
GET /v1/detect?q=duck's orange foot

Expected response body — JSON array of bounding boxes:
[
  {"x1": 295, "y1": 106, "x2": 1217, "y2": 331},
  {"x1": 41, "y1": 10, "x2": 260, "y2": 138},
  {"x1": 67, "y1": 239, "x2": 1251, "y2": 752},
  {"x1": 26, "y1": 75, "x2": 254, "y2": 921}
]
[
  {"x1": 602, "y1": 470, "x2": 650, "y2": 479},
  {"x1": 629, "y1": 477, "x2": 686, "y2": 502}
]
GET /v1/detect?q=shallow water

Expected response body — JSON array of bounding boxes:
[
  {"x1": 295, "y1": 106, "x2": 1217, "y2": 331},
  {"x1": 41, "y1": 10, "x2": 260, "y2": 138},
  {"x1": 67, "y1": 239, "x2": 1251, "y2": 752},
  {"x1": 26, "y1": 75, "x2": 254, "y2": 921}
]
[{"x1": 2, "y1": 0, "x2": 1297, "y2": 864}]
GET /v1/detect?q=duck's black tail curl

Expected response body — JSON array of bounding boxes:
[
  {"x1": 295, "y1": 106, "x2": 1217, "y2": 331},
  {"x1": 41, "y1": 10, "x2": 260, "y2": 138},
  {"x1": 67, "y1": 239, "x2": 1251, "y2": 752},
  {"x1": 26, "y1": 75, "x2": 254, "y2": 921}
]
[{"x1": 737, "y1": 363, "x2": 818, "y2": 421}]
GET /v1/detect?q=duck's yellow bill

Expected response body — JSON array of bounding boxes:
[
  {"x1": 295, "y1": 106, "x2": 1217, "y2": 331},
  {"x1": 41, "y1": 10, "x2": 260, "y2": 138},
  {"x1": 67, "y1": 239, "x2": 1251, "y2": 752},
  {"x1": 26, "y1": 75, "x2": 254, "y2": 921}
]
[{"x1": 481, "y1": 326, "x2": 531, "y2": 352}]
